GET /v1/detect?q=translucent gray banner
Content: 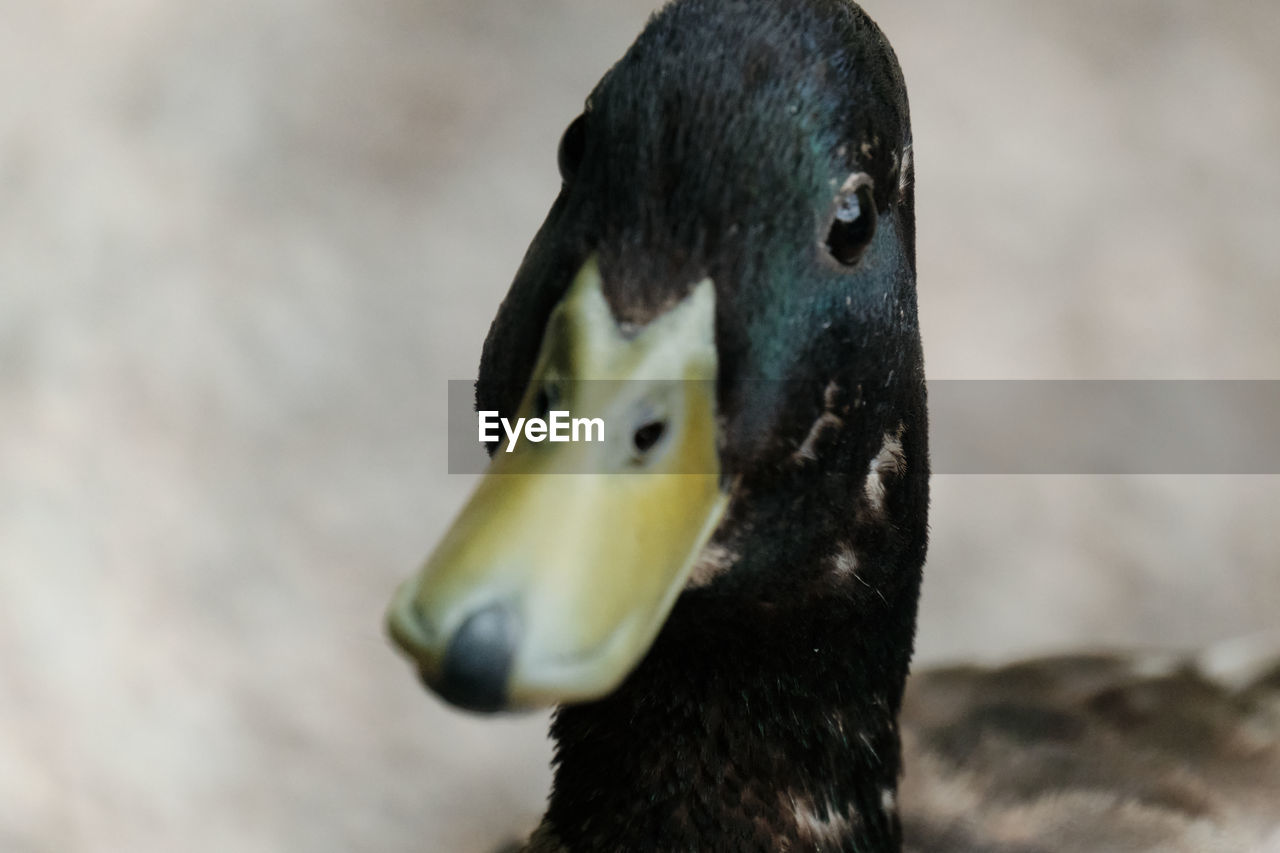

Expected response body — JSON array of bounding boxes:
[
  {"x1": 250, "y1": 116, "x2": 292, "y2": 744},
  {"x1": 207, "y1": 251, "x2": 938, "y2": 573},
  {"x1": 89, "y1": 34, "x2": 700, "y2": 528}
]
[{"x1": 447, "y1": 380, "x2": 1280, "y2": 475}]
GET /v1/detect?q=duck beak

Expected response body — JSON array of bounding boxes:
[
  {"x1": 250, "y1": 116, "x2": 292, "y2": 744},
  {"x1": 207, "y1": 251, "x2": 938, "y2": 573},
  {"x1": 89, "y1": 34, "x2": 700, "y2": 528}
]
[{"x1": 387, "y1": 257, "x2": 728, "y2": 711}]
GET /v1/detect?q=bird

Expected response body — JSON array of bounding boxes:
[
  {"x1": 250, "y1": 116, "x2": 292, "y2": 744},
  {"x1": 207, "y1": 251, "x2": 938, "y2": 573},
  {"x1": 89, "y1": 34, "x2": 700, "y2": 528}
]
[{"x1": 384, "y1": 0, "x2": 1280, "y2": 850}]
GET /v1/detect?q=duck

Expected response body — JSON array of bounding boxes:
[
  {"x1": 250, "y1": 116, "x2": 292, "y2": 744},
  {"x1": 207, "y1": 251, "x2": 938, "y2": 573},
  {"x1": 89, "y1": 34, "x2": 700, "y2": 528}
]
[{"x1": 385, "y1": 1, "x2": 1280, "y2": 850}]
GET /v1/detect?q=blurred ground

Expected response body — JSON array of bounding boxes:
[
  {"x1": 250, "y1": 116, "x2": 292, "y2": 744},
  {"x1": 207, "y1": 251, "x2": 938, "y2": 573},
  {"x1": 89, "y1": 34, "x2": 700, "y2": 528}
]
[{"x1": 1, "y1": 1, "x2": 1277, "y2": 851}]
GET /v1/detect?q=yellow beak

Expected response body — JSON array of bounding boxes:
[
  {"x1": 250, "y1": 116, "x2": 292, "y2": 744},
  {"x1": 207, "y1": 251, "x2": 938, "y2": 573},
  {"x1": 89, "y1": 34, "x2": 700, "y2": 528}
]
[{"x1": 387, "y1": 257, "x2": 728, "y2": 711}]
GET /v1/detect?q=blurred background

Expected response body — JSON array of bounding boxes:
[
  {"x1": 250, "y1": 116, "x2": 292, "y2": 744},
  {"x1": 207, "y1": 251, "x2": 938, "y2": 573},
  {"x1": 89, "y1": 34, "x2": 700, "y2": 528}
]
[{"x1": 2, "y1": 0, "x2": 1277, "y2": 850}]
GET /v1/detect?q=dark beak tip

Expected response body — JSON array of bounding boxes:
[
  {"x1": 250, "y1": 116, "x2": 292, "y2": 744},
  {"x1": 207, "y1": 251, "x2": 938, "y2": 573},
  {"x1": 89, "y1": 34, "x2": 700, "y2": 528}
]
[{"x1": 431, "y1": 603, "x2": 520, "y2": 714}]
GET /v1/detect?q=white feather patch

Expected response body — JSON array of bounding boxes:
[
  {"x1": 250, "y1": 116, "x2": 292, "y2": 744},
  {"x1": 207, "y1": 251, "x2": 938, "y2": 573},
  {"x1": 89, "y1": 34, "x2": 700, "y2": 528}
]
[
  {"x1": 687, "y1": 543, "x2": 737, "y2": 588},
  {"x1": 792, "y1": 381, "x2": 845, "y2": 463},
  {"x1": 791, "y1": 793, "x2": 858, "y2": 846},
  {"x1": 830, "y1": 544, "x2": 859, "y2": 576},
  {"x1": 864, "y1": 426, "x2": 906, "y2": 513}
]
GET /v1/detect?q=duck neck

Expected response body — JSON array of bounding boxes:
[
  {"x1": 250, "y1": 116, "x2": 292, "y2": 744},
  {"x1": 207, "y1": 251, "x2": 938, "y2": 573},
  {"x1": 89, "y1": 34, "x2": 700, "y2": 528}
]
[
  {"x1": 541, "y1": 374, "x2": 929, "y2": 852},
  {"x1": 542, "y1": 584, "x2": 916, "y2": 853}
]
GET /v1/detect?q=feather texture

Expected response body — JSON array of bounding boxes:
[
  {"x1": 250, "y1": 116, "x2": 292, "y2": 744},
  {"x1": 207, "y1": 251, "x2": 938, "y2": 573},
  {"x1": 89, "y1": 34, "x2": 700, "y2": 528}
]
[{"x1": 901, "y1": 653, "x2": 1280, "y2": 852}]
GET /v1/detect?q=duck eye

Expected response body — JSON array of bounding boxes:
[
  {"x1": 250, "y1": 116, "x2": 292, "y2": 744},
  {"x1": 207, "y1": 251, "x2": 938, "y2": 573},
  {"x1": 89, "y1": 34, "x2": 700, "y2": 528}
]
[
  {"x1": 825, "y1": 179, "x2": 877, "y2": 266},
  {"x1": 557, "y1": 114, "x2": 586, "y2": 183},
  {"x1": 632, "y1": 419, "x2": 667, "y2": 456}
]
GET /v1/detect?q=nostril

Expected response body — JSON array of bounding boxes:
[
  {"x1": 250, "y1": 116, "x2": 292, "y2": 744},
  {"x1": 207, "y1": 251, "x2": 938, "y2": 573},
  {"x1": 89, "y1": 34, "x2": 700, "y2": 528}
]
[
  {"x1": 632, "y1": 419, "x2": 667, "y2": 455},
  {"x1": 436, "y1": 604, "x2": 520, "y2": 713}
]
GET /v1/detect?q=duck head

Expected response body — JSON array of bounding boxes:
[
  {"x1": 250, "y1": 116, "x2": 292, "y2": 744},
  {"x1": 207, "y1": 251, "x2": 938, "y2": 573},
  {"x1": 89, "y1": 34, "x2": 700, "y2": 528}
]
[{"x1": 388, "y1": 0, "x2": 927, "y2": 722}]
